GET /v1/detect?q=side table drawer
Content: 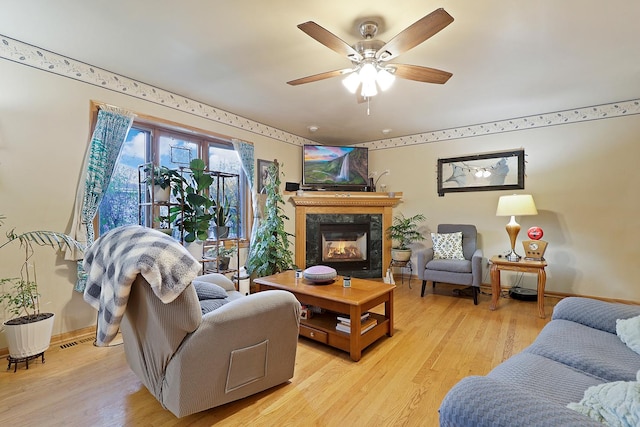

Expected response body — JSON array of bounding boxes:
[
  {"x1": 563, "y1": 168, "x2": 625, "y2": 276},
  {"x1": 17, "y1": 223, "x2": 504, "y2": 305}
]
[{"x1": 299, "y1": 324, "x2": 328, "y2": 344}]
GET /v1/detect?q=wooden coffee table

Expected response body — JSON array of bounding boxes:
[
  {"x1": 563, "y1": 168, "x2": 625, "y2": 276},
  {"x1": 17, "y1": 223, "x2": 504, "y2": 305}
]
[{"x1": 255, "y1": 270, "x2": 395, "y2": 361}]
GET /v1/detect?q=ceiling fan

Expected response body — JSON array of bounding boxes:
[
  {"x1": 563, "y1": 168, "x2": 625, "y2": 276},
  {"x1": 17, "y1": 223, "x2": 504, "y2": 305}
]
[{"x1": 287, "y1": 8, "x2": 454, "y2": 101}]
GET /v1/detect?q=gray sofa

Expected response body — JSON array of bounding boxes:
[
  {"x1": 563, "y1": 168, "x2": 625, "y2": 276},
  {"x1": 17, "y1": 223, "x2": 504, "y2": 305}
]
[{"x1": 439, "y1": 297, "x2": 640, "y2": 426}]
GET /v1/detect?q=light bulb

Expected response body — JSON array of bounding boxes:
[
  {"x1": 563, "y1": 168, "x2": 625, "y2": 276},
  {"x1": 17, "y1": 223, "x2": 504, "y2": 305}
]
[
  {"x1": 342, "y1": 72, "x2": 360, "y2": 94},
  {"x1": 359, "y1": 62, "x2": 377, "y2": 82},
  {"x1": 376, "y1": 68, "x2": 395, "y2": 91},
  {"x1": 483, "y1": 170, "x2": 492, "y2": 178},
  {"x1": 475, "y1": 170, "x2": 483, "y2": 178},
  {"x1": 359, "y1": 62, "x2": 378, "y2": 97},
  {"x1": 361, "y1": 79, "x2": 378, "y2": 97}
]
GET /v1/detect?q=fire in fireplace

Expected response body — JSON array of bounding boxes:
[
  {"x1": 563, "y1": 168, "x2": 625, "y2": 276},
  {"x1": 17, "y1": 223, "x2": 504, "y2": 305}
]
[{"x1": 319, "y1": 223, "x2": 370, "y2": 270}]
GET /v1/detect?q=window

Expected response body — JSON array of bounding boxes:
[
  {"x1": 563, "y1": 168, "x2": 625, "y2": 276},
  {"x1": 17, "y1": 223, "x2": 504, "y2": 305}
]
[{"x1": 98, "y1": 122, "x2": 247, "y2": 239}]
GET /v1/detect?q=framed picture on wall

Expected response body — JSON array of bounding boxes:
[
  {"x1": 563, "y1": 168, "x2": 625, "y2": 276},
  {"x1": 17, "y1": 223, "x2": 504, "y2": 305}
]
[
  {"x1": 257, "y1": 159, "x2": 275, "y2": 194},
  {"x1": 437, "y1": 149, "x2": 525, "y2": 196}
]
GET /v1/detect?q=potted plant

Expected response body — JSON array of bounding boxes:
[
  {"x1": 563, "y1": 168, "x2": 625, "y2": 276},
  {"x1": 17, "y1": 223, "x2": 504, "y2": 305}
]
[
  {"x1": 210, "y1": 196, "x2": 233, "y2": 239},
  {"x1": 205, "y1": 243, "x2": 237, "y2": 271},
  {"x1": 246, "y1": 160, "x2": 295, "y2": 277},
  {"x1": 144, "y1": 165, "x2": 181, "y2": 202},
  {"x1": 0, "y1": 214, "x2": 83, "y2": 366},
  {"x1": 169, "y1": 158, "x2": 215, "y2": 258},
  {"x1": 386, "y1": 213, "x2": 427, "y2": 261}
]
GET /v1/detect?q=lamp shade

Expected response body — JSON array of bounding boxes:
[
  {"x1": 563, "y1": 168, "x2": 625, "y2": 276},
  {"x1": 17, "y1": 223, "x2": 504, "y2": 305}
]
[{"x1": 496, "y1": 194, "x2": 538, "y2": 216}]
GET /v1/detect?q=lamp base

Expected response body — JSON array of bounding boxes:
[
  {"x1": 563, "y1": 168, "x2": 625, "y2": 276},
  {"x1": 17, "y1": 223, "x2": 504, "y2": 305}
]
[{"x1": 505, "y1": 250, "x2": 521, "y2": 262}]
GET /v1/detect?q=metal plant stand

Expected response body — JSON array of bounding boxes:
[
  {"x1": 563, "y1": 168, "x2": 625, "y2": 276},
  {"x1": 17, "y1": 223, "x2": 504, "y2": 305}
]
[
  {"x1": 389, "y1": 259, "x2": 413, "y2": 288},
  {"x1": 7, "y1": 351, "x2": 45, "y2": 372}
]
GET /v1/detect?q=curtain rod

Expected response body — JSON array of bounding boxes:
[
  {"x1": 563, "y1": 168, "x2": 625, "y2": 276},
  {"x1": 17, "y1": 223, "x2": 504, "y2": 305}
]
[{"x1": 96, "y1": 102, "x2": 136, "y2": 117}]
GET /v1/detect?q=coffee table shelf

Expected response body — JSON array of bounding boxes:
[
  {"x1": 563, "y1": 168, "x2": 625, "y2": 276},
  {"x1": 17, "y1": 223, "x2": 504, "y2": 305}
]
[
  {"x1": 255, "y1": 270, "x2": 394, "y2": 361},
  {"x1": 300, "y1": 312, "x2": 389, "y2": 353}
]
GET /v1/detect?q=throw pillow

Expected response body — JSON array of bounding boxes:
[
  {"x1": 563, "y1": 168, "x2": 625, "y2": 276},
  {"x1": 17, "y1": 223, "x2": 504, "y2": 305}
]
[
  {"x1": 200, "y1": 298, "x2": 229, "y2": 315},
  {"x1": 192, "y1": 280, "x2": 228, "y2": 301},
  {"x1": 431, "y1": 232, "x2": 465, "y2": 260},
  {"x1": 567, "y1": 370, "x2": 640, "y2": 426},
  {"x1": 616, "y1": 315, "x2": 640, "y2": 355}
]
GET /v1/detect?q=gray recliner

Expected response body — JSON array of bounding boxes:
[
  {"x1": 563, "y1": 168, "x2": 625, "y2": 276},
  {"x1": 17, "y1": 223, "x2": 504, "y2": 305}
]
[
  {"x1": 416, "y1": 224, "x2": 483, "y2": 305},
  {"x1": 120, "y1": 273, "x2": 301, "y2": 417}
]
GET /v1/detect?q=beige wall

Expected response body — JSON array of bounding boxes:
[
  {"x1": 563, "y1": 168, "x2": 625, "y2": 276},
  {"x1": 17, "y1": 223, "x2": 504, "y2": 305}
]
[
  {"x1": 1, "y1": 53, "x2": 639, "y2": 349},
  {"x1": 370, "y1": 115, "x2": 640, "y2": 302}
]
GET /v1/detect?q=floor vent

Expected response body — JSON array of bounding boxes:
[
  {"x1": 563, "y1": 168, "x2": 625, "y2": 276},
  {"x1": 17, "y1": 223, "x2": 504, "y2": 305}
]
[
  {"x1": 79, "y1": 337, "x2": 95, "y2": 344},
  {"x1": 60, "y1": 341, "x2": 78, "y2": 350}
]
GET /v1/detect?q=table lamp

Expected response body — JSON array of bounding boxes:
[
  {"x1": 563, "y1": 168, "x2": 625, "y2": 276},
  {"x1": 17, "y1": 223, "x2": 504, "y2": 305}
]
[{"x1": 496, "y1": 194, "x2": 538, "y2": 261}]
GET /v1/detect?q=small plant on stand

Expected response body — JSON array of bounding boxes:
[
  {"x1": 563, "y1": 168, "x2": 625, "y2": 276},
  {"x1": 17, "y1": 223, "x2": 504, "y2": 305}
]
[
  {"x1": 386, "y1": 213, "x2": 426, "y2": 262},
  {"x1": 0, "y1": 214, "x2": 83, "y2": 370},
  {"x1": 144, "y1": 165, "x2": 181, "y2": 202}
]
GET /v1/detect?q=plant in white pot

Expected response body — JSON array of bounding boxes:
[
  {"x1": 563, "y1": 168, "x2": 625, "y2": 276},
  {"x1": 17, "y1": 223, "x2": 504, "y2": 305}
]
[
  {"x1": 0, "y1": 214, "x2": 83, "y2": 370},
  {"x1": 144, "y1": 165, "x2": 181, "y2": 202},
  {"x1": 386, "y1": 213, "x2": 426, "y2": 262}
]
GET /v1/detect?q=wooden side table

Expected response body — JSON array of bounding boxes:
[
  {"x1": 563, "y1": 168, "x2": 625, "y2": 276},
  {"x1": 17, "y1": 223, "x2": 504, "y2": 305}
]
[{"x1": 489, "y1": 256, "x2": 548, "y2": 318}]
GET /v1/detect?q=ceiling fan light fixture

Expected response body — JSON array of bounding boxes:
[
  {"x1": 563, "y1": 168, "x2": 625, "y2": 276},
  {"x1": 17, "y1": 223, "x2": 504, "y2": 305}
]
[
  {"x1": 376, "y1": 68, "x2": 395, "y2": 91},
  {"x1": 342, "y1": 72, "x2": 360, "y2": 94},
  {"x1": 359, "y1": 62, "x2": 378, "y2": 97},
  {"x1": 361, "y1": 79, "x2": 378, "y2": 97}
]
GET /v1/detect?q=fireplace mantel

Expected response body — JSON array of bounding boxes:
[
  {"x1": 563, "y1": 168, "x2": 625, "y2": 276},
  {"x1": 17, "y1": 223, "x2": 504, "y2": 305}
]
[{"x1": 290, "y1": 192, "x2": 402, "y2": 276}]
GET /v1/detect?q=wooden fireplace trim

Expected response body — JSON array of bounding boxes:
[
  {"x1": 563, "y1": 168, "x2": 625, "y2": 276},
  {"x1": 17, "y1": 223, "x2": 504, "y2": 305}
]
[{"x1": 290, "y1": 192, "x2": 402, "y2": 273}]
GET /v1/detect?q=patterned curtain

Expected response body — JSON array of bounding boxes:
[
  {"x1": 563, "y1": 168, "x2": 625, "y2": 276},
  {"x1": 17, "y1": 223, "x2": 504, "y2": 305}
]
[
  {"x1": 231, "y1": 139, "x2": 260, "y2": 255},
  {"x1": 65, "y1": 106, "x2": 134, "y2": 291}
]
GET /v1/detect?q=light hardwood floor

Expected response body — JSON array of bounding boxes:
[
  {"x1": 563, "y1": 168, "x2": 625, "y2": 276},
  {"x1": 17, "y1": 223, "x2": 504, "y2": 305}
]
[{"x1": 0, "y1": 282, "x2": 558, "y2": 426}]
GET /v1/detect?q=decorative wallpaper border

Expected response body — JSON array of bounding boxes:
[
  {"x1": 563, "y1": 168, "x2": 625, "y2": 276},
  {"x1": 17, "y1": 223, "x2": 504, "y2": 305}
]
[
  {"x1": 357, "y1": 99, "x2": 640, "y2": 150},
  {"x1": 0, "y1": 35, "x2": 313, "y2": 147},
  {"x1": 2, "y1": 35, "x2": 639, "y2": 150}
]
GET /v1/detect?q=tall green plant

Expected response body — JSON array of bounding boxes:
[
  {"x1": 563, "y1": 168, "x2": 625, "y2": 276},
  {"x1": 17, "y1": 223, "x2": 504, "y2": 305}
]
[
  {"x1": 169, "y1": 158, "x2": 215, "y2": 242},
  {"x1": 246, "y1": 160, "x2": 294, "y2": 277}
]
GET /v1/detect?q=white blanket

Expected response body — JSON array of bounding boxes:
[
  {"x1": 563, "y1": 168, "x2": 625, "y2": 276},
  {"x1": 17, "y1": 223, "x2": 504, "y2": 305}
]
[
  {"x1": 567, "y1": 370, "x2": 640, "y2": 427},
  {"x1": 83, "y1": 225, "x2": 201, "y2": 346}
]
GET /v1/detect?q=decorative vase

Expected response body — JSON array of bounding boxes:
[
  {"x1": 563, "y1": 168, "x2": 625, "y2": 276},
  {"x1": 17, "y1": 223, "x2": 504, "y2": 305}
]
[{"x1": 4, "y1": 313, "x2": 55, "y2": 358}]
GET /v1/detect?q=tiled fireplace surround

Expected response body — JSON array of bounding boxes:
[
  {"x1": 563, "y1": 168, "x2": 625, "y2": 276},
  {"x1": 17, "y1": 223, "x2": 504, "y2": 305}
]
[{"x1": 291, "y1": 192, "x2": 401, "y2": 278}]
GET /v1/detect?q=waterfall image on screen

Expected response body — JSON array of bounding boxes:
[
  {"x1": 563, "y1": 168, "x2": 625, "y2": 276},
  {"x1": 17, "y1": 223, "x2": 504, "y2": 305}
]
[
  {"x1": 303, "y1": 145, "x2": 368, "y2": 186},
  {"x1": 337, "y1": 152, "x2": 350, "y2": 181}
]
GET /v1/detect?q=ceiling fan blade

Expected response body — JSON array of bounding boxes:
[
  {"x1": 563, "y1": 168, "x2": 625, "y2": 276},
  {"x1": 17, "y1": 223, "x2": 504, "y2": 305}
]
[
  {"x1": 391, "y1": 64, "x2": 452, "y2": 84},
  {"x1": 287, "y1": 68, "x2": 353, "y2": 86},
  {"x1": 298, "y1": 21, "x2": 363, "y2": 61},
  {"x1": 376, "y1": 8, "x2": 454, "y2": 62}
]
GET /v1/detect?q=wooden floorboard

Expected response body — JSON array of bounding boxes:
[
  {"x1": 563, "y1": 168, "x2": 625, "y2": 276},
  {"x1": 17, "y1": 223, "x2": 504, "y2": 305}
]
[{"x1": 0, "y1": 281, "x2": 558, "y2": 426}]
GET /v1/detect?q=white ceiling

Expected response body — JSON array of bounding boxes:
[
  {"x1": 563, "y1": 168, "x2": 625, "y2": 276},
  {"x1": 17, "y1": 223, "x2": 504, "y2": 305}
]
[{"x1": 1, "y1": 0, "x2": 639, "y2": 145}]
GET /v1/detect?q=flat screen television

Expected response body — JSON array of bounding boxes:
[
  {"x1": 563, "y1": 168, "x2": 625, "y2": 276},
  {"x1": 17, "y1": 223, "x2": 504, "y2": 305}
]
[{"x1": 303, "y1": 145, "x2": 369, "y2": 189}]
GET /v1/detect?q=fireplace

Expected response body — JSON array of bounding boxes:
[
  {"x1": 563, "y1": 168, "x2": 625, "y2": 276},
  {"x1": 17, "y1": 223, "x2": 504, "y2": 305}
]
[
  {"x1": 320, "y1": 223, "x2": 370, "y2": 271},
  {"x1": 305, "y1": 213, "x2": 382, "y2": 278},
  {"x1": 291, "y1": 191, "x2": 401, "y2": 279}
]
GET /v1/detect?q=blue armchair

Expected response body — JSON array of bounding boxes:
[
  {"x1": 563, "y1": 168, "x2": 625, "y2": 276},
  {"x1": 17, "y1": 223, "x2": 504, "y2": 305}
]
[{"x1": 416, "y1": 224, "x2": 483, "y2": 305}]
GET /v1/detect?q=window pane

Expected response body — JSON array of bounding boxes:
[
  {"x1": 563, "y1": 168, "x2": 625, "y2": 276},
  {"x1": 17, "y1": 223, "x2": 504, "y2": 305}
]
[
  {"x1": 97, "y1": 123, "x2": 248, "y2": 240},
  {"x1": 158, "y1": 134, "x2": 198, "y2": 168},
  {"x1": 98, "y1": 127, "x2": 149, "y2": 234},
  {"x1": 209, "y1": 145, "x2": 244, "y2": 239}
]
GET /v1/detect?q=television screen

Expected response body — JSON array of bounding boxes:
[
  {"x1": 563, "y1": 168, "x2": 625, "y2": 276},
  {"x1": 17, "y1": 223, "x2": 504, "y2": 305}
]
[{"x1": 303, "y1": 145, "x2": 368, "y2": 187}]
